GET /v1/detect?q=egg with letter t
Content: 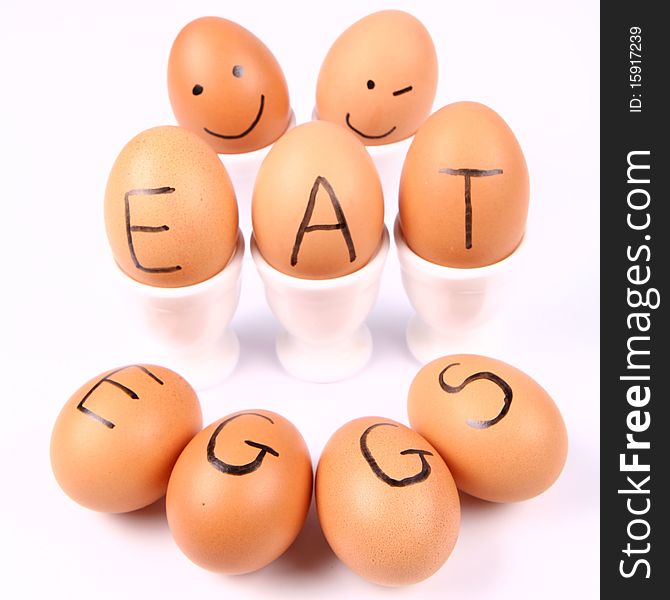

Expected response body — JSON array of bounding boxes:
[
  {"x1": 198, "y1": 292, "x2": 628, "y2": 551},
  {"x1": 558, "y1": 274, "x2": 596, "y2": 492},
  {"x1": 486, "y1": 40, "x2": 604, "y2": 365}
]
[{"x1": 399, "y1": 102, "x2": 529, "y2": 268}]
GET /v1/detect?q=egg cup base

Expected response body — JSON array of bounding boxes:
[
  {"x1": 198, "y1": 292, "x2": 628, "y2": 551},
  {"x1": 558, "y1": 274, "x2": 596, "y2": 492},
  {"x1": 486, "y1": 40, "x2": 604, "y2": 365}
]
[
  {"x1": 150, "y1": 328, "x2": 240, "y2": 391},
  {"x1": 276, "y1": 324, "x2": 373, "y2": 383},
  {"x1": 113, "y1": 230, "x2": 245, "y2": 390},
  {"x1": 405, "y1": 314, "x2": 488, "y2": 364},
  {"x1": 251, "y1": 227, "x2": 390, "y2": 383},
  {"x1": 394, "y1": 217, "x2": 524, "y2": 362}
]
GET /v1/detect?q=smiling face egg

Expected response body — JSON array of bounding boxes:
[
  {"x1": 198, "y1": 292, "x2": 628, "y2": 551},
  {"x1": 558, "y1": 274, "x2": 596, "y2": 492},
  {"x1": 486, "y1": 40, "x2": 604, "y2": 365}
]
[
  {"x1": 316, "y1": 10, "x2": 438, "y2": 146},
  {"x1": 168, "y1": 17, "x2": 291, "y2": 154}
]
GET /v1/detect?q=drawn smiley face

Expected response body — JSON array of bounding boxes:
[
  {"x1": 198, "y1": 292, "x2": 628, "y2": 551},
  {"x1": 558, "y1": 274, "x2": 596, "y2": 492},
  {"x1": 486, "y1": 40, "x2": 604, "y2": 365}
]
[
  {"x1": 316, "y1": 10, "x2": 438, "y2": 145},
  {"x1": 168, "y1": 17, "x2": 291, "y2": 154}
]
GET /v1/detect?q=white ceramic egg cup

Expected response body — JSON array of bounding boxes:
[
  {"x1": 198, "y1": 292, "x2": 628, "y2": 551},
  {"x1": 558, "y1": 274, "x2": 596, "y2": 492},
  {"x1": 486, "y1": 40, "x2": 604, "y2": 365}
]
[
  {"x1": 114, "y1": 230, "x2": 245, "y2": 390},
  {"x1": 394, "y1": 217, "x2": 524, "y2": 364},
  {"x1": 221, "y1": 110, "x2": 296, "y2": 206},
  {"x1": 251, "y1": 227, "x2": 390, "y2": 383}
]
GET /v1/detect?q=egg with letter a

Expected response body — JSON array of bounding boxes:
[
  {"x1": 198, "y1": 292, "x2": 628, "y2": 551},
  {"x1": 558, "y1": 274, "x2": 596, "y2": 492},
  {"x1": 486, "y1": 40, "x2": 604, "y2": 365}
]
[
  {"x1": 315, "y1": 416, "x2": 460, "y2": 586},
  {"x1": 104, "y1": 126, "x2": 239, "y2": 288},
  {"x1": 252, "y1": 120, "x2": 384, "y2": 279},
  {"x1": 166, "y1": 409, "x2": 313, "y2": 574},
  {"x1": 407, "y1": 354, "x2": 568, "y2": 502},
  {"x1": 399, "y1": 102, "x2": 529, "y2": 268}
]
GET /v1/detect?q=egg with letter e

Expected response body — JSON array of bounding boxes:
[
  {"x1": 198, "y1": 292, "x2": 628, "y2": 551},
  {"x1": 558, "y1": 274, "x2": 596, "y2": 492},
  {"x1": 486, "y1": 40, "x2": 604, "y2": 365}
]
[
  {"x1": 166, "y1": 410, "x2": 313, "y2": 574},
  {"x1": 50, "y1": 364, "x2": 202, "y2": 513},
  {"x1": 316, "y1": 10, "x2": 438, "y2": 145},
  {"x1": 104, "y1": 126, "x2": 239, "y2": 288},
  {"x1": 316, "y1": 416, "x2": 460, "y2": 586},
  {"x1": 252, "y1": 120, "x2": 384, "y2": 279},
  {"x1": 407, "y1": 354, "x2": 568, "y2": 502},
  {"x1": 399, "y1": 102, "x2": 529, "y2": 268},
  {"x1": 168, "y1": 16, "x2": 291, "y2": 154}
]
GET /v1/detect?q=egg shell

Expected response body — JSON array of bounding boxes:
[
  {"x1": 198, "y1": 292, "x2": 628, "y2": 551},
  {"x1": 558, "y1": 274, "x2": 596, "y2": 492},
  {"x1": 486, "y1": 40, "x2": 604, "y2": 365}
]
[
  {"x1": 316, "y1": 416, "x2": 460, "y2": 586},
  {"x1": 252, "y1": 120, "x2": 384, "y2": 279},
  {"x1": 104, "y1": 126, "x2": 238, "y2": 288},
  {"x1": 50, "y1": 365, "x2": 202, "y2": 513},
  {"x1": 316, "y1": 10, "x2": 437, "y2": 146},
  {"x1": 166, "y1": 410, "x2": 313, "y2": 574},
  {"x1": 407, "y1": 354, "x2": 568, "y2": 502},
  {"x1": 399, "y1": 101, "x2": 530, "y2": 268},
  {"x1": 168, "y1": 16, "x2": 291, "y2": 154}
]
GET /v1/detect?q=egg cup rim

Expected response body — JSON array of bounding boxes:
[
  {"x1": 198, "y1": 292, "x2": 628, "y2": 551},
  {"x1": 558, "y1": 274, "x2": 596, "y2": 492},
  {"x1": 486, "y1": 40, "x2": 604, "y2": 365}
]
[
  {"x1": 112, "y1": 228, "x2": 245, "y2": 298},
  {"x1": 251, "y1": 226, "x2": 390, "y2": 290},
  {"x1": 393, "y1": 216, "x2": 525, "y2": 279}
]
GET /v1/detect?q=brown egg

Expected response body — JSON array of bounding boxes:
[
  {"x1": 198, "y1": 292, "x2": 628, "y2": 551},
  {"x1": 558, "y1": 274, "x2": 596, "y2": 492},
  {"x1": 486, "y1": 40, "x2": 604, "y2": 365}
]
[
  {"x1": 316, "y1": 416, "x2": 460, "y2": 586},
  {"x1": 104, "y1": 126, "x2": 239, "y2": 288},
  {"x1": 50, "y1": 365, "x2": 202, "y2": 513},
  {"x1": 252, "y1": 120, "x2": 384, "y2": 279},
  {"x1": 316, "y1": 10, "x2": 437, "y2": 146},
  {"x1": 168, "y1": 17, "x2": 291, "y2": 154},
  {"x1": 399, "y1": 102, "x2": 530, "y2": 268},
  {"x1": 166, "y1": 410, "x2": 313, "y2": 574},
  {"x1": 407, "y1": 354, "x2": 568, "y2": 502}
]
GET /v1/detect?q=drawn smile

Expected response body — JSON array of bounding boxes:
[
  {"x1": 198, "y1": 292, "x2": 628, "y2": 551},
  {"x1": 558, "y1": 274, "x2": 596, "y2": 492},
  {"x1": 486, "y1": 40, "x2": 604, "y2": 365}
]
[
  {"x1": 345, "y1": 113, "x2": 396, "y2": 139},
  {"x1": 204, "y1": 94, "x2": 265, "y2": 139}
]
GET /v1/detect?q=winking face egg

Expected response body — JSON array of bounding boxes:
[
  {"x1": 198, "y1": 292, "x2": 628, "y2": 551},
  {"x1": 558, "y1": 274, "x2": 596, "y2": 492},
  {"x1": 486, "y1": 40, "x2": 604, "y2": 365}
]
[{"x1": 316, "y1": 10, "x2": 438, "y2": 145}]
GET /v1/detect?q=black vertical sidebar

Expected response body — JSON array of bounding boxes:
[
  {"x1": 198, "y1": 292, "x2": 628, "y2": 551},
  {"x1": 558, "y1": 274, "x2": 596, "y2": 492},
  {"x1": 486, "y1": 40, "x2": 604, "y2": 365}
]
[{"x1": 601, "y1": 4, "x2": 668, "y2": 597}]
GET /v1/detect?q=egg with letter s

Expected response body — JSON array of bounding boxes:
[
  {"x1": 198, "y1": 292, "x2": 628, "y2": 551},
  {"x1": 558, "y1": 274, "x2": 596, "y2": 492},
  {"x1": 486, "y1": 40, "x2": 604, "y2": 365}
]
[
  {"x1": 407, "y1": 354, "x2": 568, "y2": 502},
  {"x1": 104, "y1": 126, "x2": 239, "y2": 288},
  {"x1": 315, "y1": 416, "x2": 460, "y2": 586},
  {"x1": 166, "y1": 409, "x2": 313, "y2": 574},
  {"x1": 399, "y1": 102, "x2": 529, "y2": 268},
  {"x1": 50, "y1": 364, "x2": 202, "y2": 513},
  {"x1": 252, "y1": 120, "x2": 384, "y2": 279}
]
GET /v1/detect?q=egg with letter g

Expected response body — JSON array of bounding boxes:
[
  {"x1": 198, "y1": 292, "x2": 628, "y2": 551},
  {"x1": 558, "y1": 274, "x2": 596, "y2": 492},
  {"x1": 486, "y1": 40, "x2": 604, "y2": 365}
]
[
  {"x1": 407, "y1": 354, "x2": 568, "y2": 502},
  {"x1": 168, "y1": 16, "x2": 291, "y2": 154},
  {"x1": 316, "y1": 416, "x2": 460, "y2": 586},
  {"x1": 166, "y1": 409, "x2": 313, "y2": 574},
  {"x1": 399, "y1": 102, "x2": 529, "y2": 268},
  {"x1": 50, "y1": 364, "x2": 202, "y2": 513},
  {"x1": 252, "y1": 120, "x2": 384, "y2": 279},
  {"x1": 104, "y1": 126, "x2": 239, "y2": 288},
  {"x1": 316, "y1": 10, "x2": 437, "y2": 145}
]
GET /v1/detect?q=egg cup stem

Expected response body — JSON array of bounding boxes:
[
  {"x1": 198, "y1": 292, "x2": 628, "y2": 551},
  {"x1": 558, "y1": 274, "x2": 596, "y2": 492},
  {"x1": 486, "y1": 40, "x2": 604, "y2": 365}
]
[
  {"x1": 113, "y1": 231, "x2": 245, "y2": 390},
  {"x1": 252, "y1": 227, "x2": 390, "y2": 383}
]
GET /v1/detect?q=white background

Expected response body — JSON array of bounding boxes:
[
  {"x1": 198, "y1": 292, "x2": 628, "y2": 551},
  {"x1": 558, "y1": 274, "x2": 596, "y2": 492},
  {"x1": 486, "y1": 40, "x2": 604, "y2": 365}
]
[{"x1": 0, "y1": 1, "x2": 599, "y2": 598}]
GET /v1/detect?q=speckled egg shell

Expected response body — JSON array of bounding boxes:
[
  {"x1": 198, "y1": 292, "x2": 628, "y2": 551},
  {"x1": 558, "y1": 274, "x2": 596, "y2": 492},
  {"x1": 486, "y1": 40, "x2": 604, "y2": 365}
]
[
  {"x1": 399, "y1": 102, "x2": 529, "y2": 268},
  {"x1": 50, "y1": 364, "x2": 202, "y2": 513},
  {"x1": 316, "y1": 10, "x2": 437, "y2": 146},
  {"x1": 168, "y1": 17, "x2": 291, "y2": 154},
  {"x1": 104, "y1": 126, "x2": 238, "y2": 288},
  {"x1": 316, "y1": 416, "x2": 460, "y2": 586},
  {"x1": 252, "y1": 120, "x2": 384, "y2": 279},
  {"x1": 407, "y1": 354, "x2": 568, "y2": 502},
  {"x1": 166, "y1": 410, "x2": 313, "y2": 574}
]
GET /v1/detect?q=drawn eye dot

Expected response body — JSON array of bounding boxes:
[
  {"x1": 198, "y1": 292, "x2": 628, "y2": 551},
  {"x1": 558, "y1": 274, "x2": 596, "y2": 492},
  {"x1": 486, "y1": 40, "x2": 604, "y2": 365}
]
[
  {"x1": 232, "y1": 65, "x2": 244, "y2": 78},
  {"x1": 367, "y1": 80, "x2": 375, "y2": 90},
  {"x1": 192, "y1": 84, "x2": 203, "y2": 96}
]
